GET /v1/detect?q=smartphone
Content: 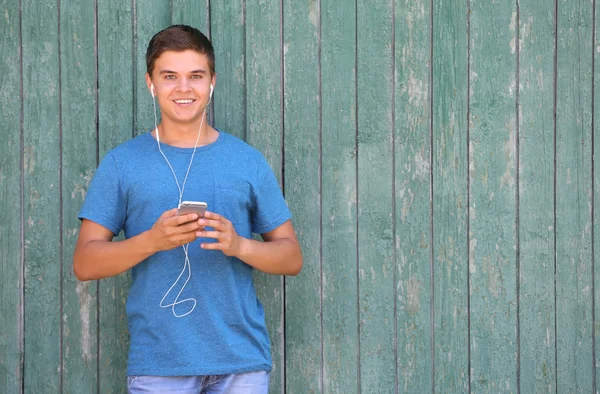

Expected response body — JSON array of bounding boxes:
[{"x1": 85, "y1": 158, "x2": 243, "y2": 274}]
[{"x1": 178, "y1": 201, "x2": 208, "y2": 217}]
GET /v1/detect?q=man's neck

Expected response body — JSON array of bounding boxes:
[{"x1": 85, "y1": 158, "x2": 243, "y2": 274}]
[{"x1": 153, "y1": 117, "x2": 218, "y2": 148}]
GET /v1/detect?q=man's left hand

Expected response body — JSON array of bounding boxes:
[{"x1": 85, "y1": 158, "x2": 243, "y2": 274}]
[{"x1": 195, "y1": 211, "x2": 242, "y2": 257}]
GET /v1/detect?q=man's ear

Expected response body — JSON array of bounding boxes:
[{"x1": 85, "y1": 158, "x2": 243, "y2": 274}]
[{"x1": 145, "y1": 73, "x2": 153, "y2": 97}]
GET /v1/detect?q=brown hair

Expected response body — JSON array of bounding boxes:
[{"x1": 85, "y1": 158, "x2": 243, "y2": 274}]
[{"x1": 146, "y1": 25, "x2": 215, "y2": 77}]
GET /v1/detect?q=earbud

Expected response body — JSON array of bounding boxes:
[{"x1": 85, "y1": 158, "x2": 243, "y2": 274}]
[
  {"x1": 209, "y1": 84, "x2": 214, "y2": 98},
  {"x1": 150, "y1": 84, "x2": 155, "y2": 97}
]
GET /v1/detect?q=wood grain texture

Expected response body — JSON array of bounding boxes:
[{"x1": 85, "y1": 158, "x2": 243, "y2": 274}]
[
  {"x1": 394, "y1": 0, "x2": 432, "y2": 391},
  {"x1": 556, "y1": 0, "x2": 594, "y2": 392},
  {"x1": 282, "y1": 0, "x2": 321, "y2": 392},
  {"x1": 0, "y1": 1, "x2": 22, "y2": 392},
  {"x1": 171, "y1": 0, "x2": 209, "y2": 33},
  {"x1": 97, "y1": 0, "x2": 134, "y2": 391},
  {"x1": 134, "y1": 0, "x2": 169, "y2": 135},
  {"x1": 595, "y1": 0, "x2": 600, "y2": 388},
  {"x1": 21, "y1": 0, "x2": 61, "y2": 392},
  {"x1": 321, "y1": 0, "x2": 358, "y2": 392},
  {"x1": 356, "y1": 0, "x2": 395, "y2": 392},
  {"x1": 468, "y1": 0, "x2": 518, "y2": 391},
  {"x1": 60, "y1": 0, "x2": 98, "y2": 391},
  {"x1": 432, "y1": 0, "x2": 469, "y2": 391},
  {"x1": 211, "y1": 0, "x2": 245, "y2": 140},
  {"x1": 518, "y1": 0, "x2": 556, "y2": 392},
  {"x1": 245, "y1": 1, "x2": 284, "y2": 392}
]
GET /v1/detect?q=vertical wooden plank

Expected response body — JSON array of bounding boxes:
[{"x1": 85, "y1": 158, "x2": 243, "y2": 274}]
[
  {"x1": 21, "y1": 0, "x2": 61, "y2": 392},
  {"x1": 518, "y1": 0, "x2": 556, "y2": 392},
  {"x1": 0, "y1": 1, "x2": 23, "y2": 392},
  {"x1": 596, "y1": 0, "x2": 600, "y2": 388},
  {"x1": 432, "y1": 0, "x2": 469, "y2": 391},
  {"x1": 283, "y1": 0, "x2": 321, "y2": 392},
  {"x1": 468, "y1": 0, "x2": 518, "y2": 391},
  {"x1": 321, "y1": 0, "x2": 358, "y2": 392},
  {"x1": 394, "y1": 0, "x2": 432, "y2": 391},
  {"x1": 556, "y1": 0, "x2": 594, "y2": 392},
  {"x1": 246, "y1": 1, "x2": 284, "y2": 392},
  {"x1": 357, "y1": 0, "x2": 394, "y2": 392},
  {"x1": 171, "y1": 0, "x2": 209, "y2": 34},
  {"x1": 134, "y1": 0, "x2": 169, "y2": 135},
  {"x1": 60, "y1": 0, "x2": 98, "y2": 392},
  {"x1": 97, "y1": 0, "x2": 133, "y2": 391},
  {"x1": 211, "y1": 0, "x2": 245, "y2": 140}
]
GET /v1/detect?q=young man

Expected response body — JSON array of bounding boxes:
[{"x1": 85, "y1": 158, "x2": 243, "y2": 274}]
[{"x1": 73, "y1": 25, "x2": 302, "y2": 393}]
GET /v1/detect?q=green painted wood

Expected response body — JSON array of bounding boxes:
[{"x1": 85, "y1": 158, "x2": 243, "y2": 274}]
[
  {"x1": 320, "y1": 0, "x2": 358, "y2": 392},
  {"x1": 171, "y1": 0, "x2": 209, "y2": 32},
  {"x1": 60, "y1": 0, "x2": 98, "y2": 392},
  {"x1": 517, "y1": 1, "x2": 556, "y2": 392},
  {"x1": 97, "y1": 0, "x2": 134, "y2": 392},
  {"x1": 357, "y1": 0, "x2": 395, "y2": 392},
  {"x1": 21, "y1": 1, "x2": 61, "y2": 392},
  {"x1": 211, "y1": 0, "x2": 245, "y2": 140},
  {"x1": 0, "y1": 1, "x2": 22, "y2": 392},
  {"x1": 282, "y1": 0, "x2": 321, "y2": 392},
  {"x1": 596, "y1": 0, "x2": 600, "y2": 387},
  {"x1": 134, "y1": 0, "x2": 170, "y2": 136},
  {"x1": 245, "y1": 1, "x2": 284, "y2": 392},
  {"x1": 468, "y1": 0, "x2": 518, "y2": 392},
  {"x1": 556, "y1": 0, "x2": 594, "y2": 392},
  {"x1": 394, "y1": 0, "x2": 432, "y2": 391},
  {"x1": 432, "y1": 0, "x2": 469, "y2": 391}
]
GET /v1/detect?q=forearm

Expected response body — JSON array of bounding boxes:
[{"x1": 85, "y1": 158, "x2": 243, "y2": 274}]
[
  {"x1": 236, "y1": 236, "x2": 302, "y2": 276},
  {"x1": 74, "y1": 231, "x2": 156, "y2": 281}
]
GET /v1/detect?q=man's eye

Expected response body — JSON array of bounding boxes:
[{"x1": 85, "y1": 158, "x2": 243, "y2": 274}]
[
  {"x1": 190, "y1": 75, "x2": 202, "y2": 79},
  {"x1": 165, "y1": 75, "x2": 176, "y2": 80}
]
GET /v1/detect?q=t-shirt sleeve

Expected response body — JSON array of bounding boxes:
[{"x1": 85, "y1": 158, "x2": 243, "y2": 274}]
[
  {"x1": 251, "y1": 159, "x2": 292, "y2": 234},
  {"x1": 78, "y1": 152, "x2": 126, "y2": 236}
]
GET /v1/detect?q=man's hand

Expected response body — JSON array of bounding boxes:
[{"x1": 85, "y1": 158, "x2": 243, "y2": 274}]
[
  {"x1": 147, "y1": 208, "x2": 203, "y2": 252},
  {"x1": 195, "y1": 211, "x2": 242, "y2": 257}
]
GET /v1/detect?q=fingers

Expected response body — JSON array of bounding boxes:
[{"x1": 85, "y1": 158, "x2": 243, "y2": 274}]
[
  {"x1": 167, "y1": 212, "x2": 199, "y2": 226},
  {"x1": 195, "y1": 230, "x2": 222, "y2": 240}
]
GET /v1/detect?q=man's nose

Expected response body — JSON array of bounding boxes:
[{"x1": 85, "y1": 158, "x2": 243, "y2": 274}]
[{"x1": 177, "y1": 78, "x2": 191, "y2": 91}]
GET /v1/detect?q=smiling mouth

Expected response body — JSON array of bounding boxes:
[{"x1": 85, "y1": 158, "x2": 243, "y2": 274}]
[{"x1": 173, "y1": 99, "x2": 195, "y2": 104}]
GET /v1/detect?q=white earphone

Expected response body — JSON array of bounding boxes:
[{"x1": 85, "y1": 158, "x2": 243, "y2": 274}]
[{"x1": 150, "y1": 84, "x2": 155, "y2": 97}]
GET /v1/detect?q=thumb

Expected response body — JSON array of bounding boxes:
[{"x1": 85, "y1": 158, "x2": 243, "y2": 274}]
[{"x1": 161, "y1": 207, "x2": 179, "y2": 219}]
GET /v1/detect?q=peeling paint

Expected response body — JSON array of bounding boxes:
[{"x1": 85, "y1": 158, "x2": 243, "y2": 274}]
[
  {"x1": 75, "y1": 281, "x2": 93, "y2": 363},
  {"x1": 469, "y1": 238, "x2": 477, "y2": 273}
]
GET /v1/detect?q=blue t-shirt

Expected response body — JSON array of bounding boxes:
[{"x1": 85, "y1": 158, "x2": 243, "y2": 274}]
[{"x1": 78, "y1": 130, "x2": 291, "y2": 376}]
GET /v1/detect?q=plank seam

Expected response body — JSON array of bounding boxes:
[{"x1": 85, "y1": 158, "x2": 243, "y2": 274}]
[
  {"x1": 318, "y1": 0, "x2": 324, "y2": 391},
  {"x1": 591, "y1": 0, "x2": 597, "y2": 391},
  {"x1": 391, "y1": 0, "x2": 398, "y2": 392},
  {"x1": 208, "y1": 0, "x2": 214, "y2": 125},
  {"x1": 466, "y1": 0, "x2": 472, "y2": 391},
  {"x1": 243, "y1": 0, "x2": 247, "y2": 143},
  {"x1": 169, "y1": 0, "x2": 173, "y2": 24},
  {"x1": 57, "y1": 0, "x2": 64, "y2": 390},
  {"x1": 94, "y1": 0, "x2": 101, "y2": 391},
  {"x1": 132, "y1": 0, "x2": 137, "y2": 137},
  {"x1": 280, "y1": 0, "x2": 286, "y2": 392},
  {"x1": 18, "y1": 0, "x2": 25, "y2": 391},
  {"x1": 355, "y1": 0, "x2": 361, "y2": 389},
  {"x1": 429, "y1": 0, "x2": 435, "y2": 391},
  {"x1": 515, "y1": 0, "x2": 521, "y2": 392},
  {"x1": 553, "y1": 0, "x2": 558, "y2": 391}
]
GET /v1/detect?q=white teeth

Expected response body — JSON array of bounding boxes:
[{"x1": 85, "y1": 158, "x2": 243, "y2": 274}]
[{"x1": 175, "y1": 99, "x2": 194, "y2": 104}]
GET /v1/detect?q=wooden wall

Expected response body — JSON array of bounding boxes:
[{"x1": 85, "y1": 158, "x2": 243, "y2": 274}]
[{"x1": 0, "y1": 0, "x2": 597, "y2": 393}]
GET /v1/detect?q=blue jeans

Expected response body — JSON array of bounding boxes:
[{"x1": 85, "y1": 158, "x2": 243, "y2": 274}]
[{"x1": 127, "y1": 371, "x2": 270, "y2": 393}]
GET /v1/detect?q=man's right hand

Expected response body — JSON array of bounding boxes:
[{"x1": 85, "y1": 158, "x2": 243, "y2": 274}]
[{"x1": 147, "y1": 208, "x2": 203, "y2": 252}]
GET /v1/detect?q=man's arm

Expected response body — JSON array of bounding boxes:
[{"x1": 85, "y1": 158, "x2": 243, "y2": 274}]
[
  {"x1": 74, "y1": 209, "x2": 202, "y2": 281},
  {"x1": 196, "y1": 212, "x2": 303, "y2": 276}
]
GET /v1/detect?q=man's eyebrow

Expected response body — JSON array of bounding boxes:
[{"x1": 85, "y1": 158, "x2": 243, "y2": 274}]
[{"x1": 158, "y1": 69, "x2": 207, "y2": 74}]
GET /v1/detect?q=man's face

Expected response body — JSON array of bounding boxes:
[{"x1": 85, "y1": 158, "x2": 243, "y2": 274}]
[{"x1": 146, "y1": 50, "x2": 215, "y2": 125}]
